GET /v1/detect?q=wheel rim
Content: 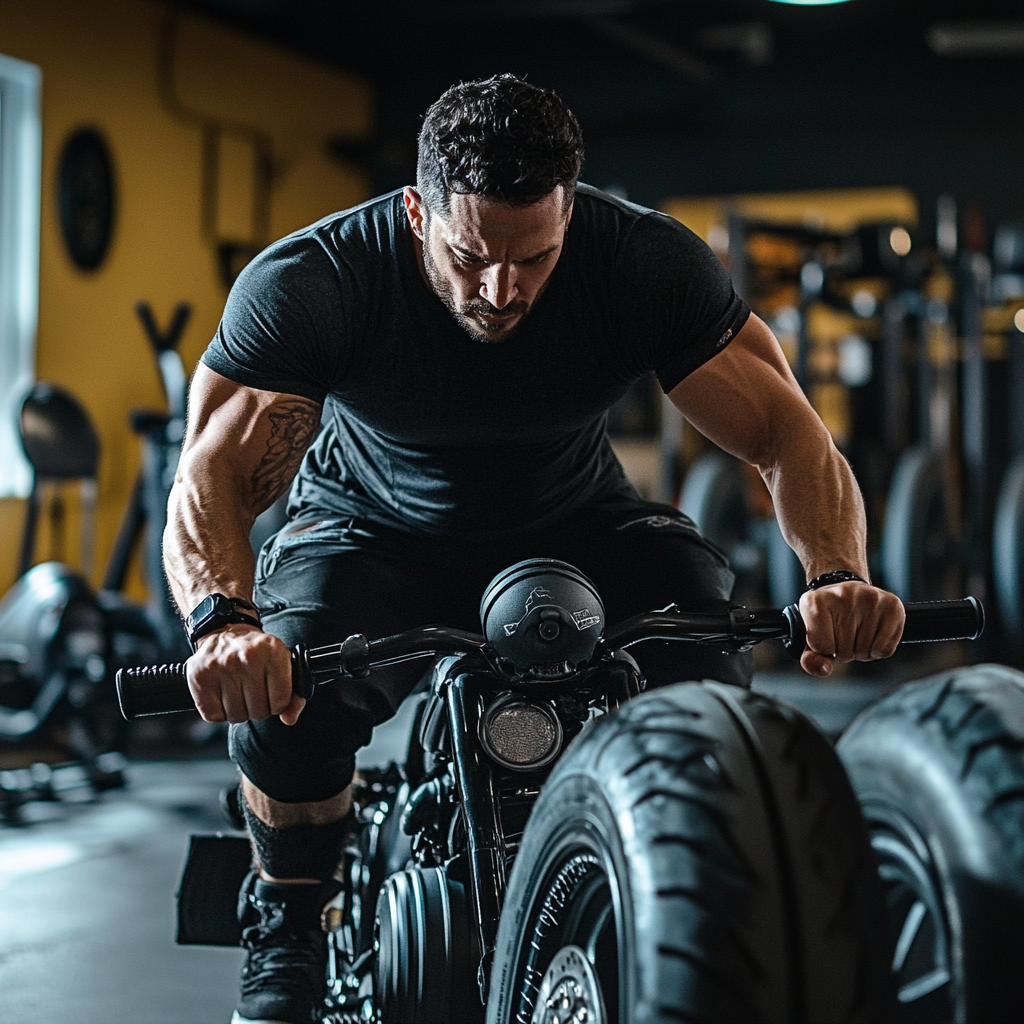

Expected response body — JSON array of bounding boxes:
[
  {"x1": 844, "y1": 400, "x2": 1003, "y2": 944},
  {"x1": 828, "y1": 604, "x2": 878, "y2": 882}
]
[
  {"x1": 515, "y1": 850, "x2": 619, "y2": 1024},
  {"x1": 866, "y1": 806, "x2": 954, "y2": 1021},
  {"x1": 531, "y1": 945, "x2": 605, "y2": 1024}
]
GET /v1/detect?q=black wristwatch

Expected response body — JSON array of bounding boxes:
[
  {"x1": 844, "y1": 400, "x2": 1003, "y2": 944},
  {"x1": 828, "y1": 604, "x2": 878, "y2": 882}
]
[
  {"x1": 185, "y1": 594, "x2": 261, "y2": 652},
  {"x1": 806, "y1": 570, "x2": 867, "y2": 591}
]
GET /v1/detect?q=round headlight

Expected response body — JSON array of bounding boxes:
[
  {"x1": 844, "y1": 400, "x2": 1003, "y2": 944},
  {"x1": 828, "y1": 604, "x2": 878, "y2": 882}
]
[{"x1": 479, "y1": 695, "x2": 563, "y2": 771}]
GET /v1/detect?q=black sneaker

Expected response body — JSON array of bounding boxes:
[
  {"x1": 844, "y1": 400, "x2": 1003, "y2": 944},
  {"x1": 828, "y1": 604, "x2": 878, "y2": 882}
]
[{"x1": 231, "y1": 872, "x2": 342, "y2": 1024}]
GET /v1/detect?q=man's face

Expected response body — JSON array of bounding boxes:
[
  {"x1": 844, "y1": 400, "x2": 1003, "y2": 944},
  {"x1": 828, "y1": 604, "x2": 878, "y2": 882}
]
[{"x1": 404, "y1": 187, "x2": 572, "y2": 343}]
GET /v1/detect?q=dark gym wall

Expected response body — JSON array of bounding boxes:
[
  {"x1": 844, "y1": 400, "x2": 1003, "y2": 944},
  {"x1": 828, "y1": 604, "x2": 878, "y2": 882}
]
[
  {"x1": 0, "y1": 0, "x2": 371, "y2": 595},
  {"x1": 181, "y1": 1, "x2": 1024, "y2": 242}
]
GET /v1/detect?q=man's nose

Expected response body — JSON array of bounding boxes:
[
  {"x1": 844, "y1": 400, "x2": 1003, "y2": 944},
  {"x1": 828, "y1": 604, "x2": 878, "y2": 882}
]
[{"x1": 480, "y1": 262, "x2": 517, "y2": 309}]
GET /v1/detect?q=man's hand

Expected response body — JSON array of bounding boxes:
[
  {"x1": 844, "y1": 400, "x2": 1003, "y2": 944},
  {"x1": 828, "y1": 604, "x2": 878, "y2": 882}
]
[
  {"x1": 186, "y1": 623, "x2": 305, "y2": 725},
  {"x1": 797, "y1": 582, "x2": 906, "y2": 677}
]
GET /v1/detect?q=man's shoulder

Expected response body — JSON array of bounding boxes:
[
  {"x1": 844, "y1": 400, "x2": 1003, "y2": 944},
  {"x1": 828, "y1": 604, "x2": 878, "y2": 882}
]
[
  {"x1": 266, "y1": 189, "x2": 404, "y2": 259},
  {"x1": 234, "y1": 190, "x2": 405, "y2": 295},
  {"x1": 574, "y1": 182, "x2": 656, "y2": 220},
  {"x1": 571, "y1": 183, "x2": 707, "y2": 258}
]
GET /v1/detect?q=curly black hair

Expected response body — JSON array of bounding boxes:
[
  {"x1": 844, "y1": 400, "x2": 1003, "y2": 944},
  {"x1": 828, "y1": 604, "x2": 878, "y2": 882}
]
[{"x1": 416, "y1": 74, "x2": 584, "y2": 218}]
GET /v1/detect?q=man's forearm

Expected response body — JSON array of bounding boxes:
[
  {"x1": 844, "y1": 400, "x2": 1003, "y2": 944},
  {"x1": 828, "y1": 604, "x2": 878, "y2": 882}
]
[
  {"x1": 162, "y1": 369, "x2": 322, "y2": 619},
  {"x1": 163, "y1": 459, "x2": 259, "y2": 617},
  {"x1": 761, "y1": 429, "x2": 870, "y2": 584}
]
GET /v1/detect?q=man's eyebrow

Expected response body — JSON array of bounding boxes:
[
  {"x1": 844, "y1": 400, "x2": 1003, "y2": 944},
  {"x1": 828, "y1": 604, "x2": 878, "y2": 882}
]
[
  {"x1": 448, "y1": 241, "x2": 560, "y2": 262},
  {"x1": 449, "y1": 243, "x2": 486, "y2": 261}
]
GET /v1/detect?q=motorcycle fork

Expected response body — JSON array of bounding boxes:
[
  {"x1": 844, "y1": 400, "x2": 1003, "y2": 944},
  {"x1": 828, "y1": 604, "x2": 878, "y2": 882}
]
[{"x1": 445, "y1": 671, "x2": 506, "y2": 1005}]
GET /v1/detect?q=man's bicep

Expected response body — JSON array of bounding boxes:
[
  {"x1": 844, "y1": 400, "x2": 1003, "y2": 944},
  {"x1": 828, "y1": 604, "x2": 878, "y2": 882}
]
[
  {"x1": 668, "y1": 313, "x2": 823, "y2": 469},
  {"x1": 182, "y1": 363, "x2": 322, "y2": 514}
]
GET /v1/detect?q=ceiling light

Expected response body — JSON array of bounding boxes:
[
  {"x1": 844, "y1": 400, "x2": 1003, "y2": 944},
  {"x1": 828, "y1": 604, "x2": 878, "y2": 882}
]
[
  {"x1": 928, "y1": 21, "x2": 1024, "y2": 56},
  {"x1": 767, "y1": 0, "x2": 854, "y2": 5}
]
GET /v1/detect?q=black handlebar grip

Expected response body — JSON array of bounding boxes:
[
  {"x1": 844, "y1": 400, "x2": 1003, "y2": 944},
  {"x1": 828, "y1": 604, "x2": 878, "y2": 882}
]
[
  {"x1": 116, "y1": 645, "x2": 315, "y2": 721},
  {"x1": 900, "y1": 597, "x2": 985, "y2": 643},
  {"x1": 117, "y1": 662, "x2": 192, "y2": 720}
]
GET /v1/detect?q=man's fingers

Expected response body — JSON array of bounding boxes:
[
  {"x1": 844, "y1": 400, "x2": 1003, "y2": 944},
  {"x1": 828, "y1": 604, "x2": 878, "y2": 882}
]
[
  {"x1": 801, "y1": 649, "x2": 835, "y2": 677},
  {"x1": 221, "y1": 675, "x2": 253, "y2": 723},
  {"x1": 798, "y1": 582, "x2": 906, "y2": 676},
  {"x1": 186, "y1": 625, "x2": 293, "y2": 724},
  {"x1": 279, "y1": 693, "x2": 307, "y2": 727},
  {"x1": 266, "y1": 645, "x2": 296, "y2": 717},
  {"x1": 801, "y1": 594, "x2": 838, "y2": 663},
  {"x1": 187, "y1": 662, "x2": 227, "y2": 722},
  {"x1": 867, "y1": 610, "x2": 905, "y2": 659}
]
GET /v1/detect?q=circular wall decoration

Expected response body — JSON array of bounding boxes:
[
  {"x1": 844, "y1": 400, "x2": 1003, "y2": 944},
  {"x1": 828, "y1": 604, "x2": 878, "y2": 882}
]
[{"x1": 57, "y1": 127, "x2": 115, "y2": 271}]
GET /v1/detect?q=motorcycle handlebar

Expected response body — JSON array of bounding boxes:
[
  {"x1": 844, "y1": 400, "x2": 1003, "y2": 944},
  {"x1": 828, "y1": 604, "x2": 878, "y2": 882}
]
[{"x1": 115, "y1": 597, "x2": 984, "y2": 721}]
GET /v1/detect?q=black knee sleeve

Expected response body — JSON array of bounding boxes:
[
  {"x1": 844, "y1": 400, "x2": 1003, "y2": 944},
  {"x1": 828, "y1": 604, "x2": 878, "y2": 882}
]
[{"x1": 241, "y1": 796, "x2": 355, "y2": 882}]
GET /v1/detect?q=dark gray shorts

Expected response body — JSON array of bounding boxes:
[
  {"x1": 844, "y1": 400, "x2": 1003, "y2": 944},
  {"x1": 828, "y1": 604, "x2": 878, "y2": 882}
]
[{"x1": 230, "y1": 497, "x2": 753, "y2": 802}]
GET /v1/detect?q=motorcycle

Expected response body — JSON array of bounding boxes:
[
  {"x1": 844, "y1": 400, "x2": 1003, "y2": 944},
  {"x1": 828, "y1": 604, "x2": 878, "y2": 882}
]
[{"x1": 116, "y1": 558, "x2": 983, "y2": 1023}]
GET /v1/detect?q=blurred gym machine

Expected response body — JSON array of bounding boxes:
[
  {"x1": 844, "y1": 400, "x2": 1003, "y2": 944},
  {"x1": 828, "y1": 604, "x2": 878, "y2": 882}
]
[
  {"x1": 680, "y1": 211, "x2": 938, "y2": 613},
  {"x1": 0, "y1": 385, "x2": 126, "y2": 822},
  {"x1": 981, "y1": 225, "x2": 1024, "y2": 654},
  {"x1": 877, "y1": 197, "x2": 961, "y2": 605},
  {"x1": 101, "y1": 302, "x2": 193, "y2": 666}
]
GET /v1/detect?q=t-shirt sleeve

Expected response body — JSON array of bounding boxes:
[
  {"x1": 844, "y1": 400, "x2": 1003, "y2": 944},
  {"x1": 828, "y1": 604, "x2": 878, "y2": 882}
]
[
  {"x1": 618, "y1": 211, "x2": 750, "y2": 393},
  {"x1": 201, "y1": 237, "x2": 347, "y2": 404}
]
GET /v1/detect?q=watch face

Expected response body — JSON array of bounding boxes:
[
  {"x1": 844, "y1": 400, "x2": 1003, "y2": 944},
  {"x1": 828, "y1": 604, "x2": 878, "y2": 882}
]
[{"x1": 188, "y1": 595, "x2": 219, "y2": 630}]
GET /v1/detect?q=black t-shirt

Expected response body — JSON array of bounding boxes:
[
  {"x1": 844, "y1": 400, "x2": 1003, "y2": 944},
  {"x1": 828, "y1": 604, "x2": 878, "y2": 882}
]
[{"x1": 202, "y1": 184, "x2": 749, "y2": 537}]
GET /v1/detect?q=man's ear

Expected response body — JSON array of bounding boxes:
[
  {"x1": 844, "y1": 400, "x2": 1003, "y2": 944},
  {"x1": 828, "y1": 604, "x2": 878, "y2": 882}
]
[{"x1": 403, "y1": 187, "x2": 427, "y2": 241}]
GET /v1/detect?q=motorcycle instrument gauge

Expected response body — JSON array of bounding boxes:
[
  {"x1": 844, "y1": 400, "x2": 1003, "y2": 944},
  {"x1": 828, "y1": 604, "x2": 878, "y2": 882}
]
[
  {"x1": 479, "y1": 694, "x2": 563, "y2": 771},
  {"x1": 480, "y1": 558, "x2": 605, "y2": 679}
]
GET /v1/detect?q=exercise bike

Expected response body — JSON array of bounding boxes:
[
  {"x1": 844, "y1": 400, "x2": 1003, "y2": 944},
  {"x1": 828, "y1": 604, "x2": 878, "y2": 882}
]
[{"x1": 117, "y1": 558, "x2": 983, "y2": 1022}]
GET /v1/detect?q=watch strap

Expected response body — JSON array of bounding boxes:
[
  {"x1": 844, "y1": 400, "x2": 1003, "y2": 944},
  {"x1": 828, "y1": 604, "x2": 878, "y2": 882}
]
[{"x1": 806, "y1": 570, "x2": 867, "y2": 591}]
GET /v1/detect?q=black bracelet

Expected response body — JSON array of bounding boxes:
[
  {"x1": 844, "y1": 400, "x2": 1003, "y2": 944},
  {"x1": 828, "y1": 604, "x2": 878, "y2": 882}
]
[{"x1": 806, "y1": 570, "x2": 867, "y2": 591}]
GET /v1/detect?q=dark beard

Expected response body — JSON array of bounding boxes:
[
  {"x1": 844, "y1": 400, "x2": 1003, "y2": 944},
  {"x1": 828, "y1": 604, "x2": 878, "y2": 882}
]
[{"x1": 422, "y1": 242, "x2": 531, "y2": 343}]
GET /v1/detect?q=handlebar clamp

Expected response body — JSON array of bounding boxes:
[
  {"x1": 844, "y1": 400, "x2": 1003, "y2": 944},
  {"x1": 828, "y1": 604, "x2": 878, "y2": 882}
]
[{"x1": 339, "y1": 634, "x2": 370, "y2": 679}]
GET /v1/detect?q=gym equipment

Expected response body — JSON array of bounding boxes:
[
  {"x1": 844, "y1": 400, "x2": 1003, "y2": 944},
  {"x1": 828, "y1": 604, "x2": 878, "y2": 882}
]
[
  {"x1": 676, "y1": 449, "x2": 805, "y2": 608},
  {"x1": 994, "y1": 457, "x2": 1024, "y2": 646},
  {"x1": 117, "y1": 559, "x2": 982, "y2": 1022},
  {"x1": 991, "y1": 227, "x2": 1024, "y2": 647},
  {"x1": 720, "y1": 212, "x2": 944, "y2": 607},
  {"x1": 101, "y1": 301, "x2": 192, "y2": 662},
  {"x1": 879, "y1": 201, "x2": 963, "y2": 605},
  {"x1": 16, "y1": 382, "x2": 99, "y2": 580},
  {"x1": 839, "y1": 664, "x2": 1024, "y2": 1022},
  {"x1": 0, "y1": 384, "x2": 125, "y2": 821},
  {"x1": 881, "y1": 447, "x2": 959, "y2": 603}
]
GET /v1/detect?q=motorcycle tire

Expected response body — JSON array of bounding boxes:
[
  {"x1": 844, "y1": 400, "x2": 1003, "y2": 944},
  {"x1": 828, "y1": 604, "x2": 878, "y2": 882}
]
[
  {"x1": 837, "y1": 663, "x2": 1024, "y2": 1024},
  {"x1": 487, "y1": 681, "x2": 890, "y2": 1024}
]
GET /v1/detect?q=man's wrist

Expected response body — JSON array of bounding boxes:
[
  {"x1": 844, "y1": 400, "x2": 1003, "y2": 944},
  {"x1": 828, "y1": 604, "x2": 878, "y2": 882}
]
[
  {"x1": 806, "y1": 569, "x2": 868, "y2": 591},
  {"x1": 185, "y1": 593, "x2": 262, "y2": 652},
  {"x1": 193, "y1": 620, "x2": 263, "y2": 651}
]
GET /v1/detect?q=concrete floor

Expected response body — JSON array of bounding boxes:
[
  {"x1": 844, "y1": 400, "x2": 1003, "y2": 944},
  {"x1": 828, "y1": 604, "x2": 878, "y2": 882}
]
[{"x1": 0, "y1": 661, "x2": 957, "y2": 1023}]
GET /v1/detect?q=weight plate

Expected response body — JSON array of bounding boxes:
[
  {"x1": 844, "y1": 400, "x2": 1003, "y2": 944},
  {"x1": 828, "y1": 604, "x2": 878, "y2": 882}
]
[
  {"x1": 994, "y1": 455, "x2": 1024, "y2": 643},
  {"x1": 678, "y1": 452, "x2": 750, "y2": 553},
  {"x1": 766, "y1": 515, "x2": 805, "y2": 607},
  {"x1": 881, "y1": 447, "x2": 958, "y2": 603}
]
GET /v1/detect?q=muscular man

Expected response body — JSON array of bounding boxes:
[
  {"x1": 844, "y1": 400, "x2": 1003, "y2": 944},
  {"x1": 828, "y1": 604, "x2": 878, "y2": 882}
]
[{"x1": 165, "y1": 75, "x2": 904, "y2": 1024}]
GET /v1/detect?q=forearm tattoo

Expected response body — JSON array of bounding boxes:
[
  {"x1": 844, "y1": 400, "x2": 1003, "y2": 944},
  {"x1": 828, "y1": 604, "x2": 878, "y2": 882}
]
[{"x1": 250, "y1": 400, "x2": 320, "y2": 510}]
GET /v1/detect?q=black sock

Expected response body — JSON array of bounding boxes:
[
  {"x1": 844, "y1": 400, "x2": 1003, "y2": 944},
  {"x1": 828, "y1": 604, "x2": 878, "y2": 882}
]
[{"x1": 240, "y1": 792, "x2": 355, "y2": 882}]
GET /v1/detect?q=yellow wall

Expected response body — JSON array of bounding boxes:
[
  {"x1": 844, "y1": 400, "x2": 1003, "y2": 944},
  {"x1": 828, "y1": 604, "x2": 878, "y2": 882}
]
[{"x1": 0, "y1": 0, "x2": 372, "y2": 596}]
